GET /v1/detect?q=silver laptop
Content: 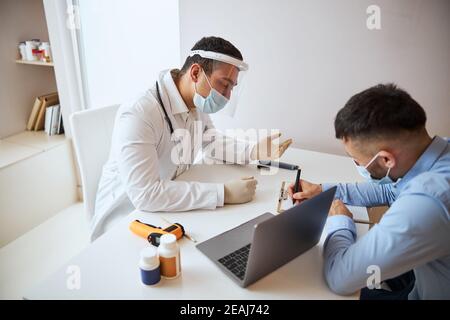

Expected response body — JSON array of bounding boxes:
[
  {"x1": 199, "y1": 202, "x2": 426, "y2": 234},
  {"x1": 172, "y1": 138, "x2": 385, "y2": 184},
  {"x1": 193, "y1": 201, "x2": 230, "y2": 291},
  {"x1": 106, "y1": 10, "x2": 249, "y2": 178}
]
[{"x1": 196, "y1": 186, "x2": 337, "y2": 287}]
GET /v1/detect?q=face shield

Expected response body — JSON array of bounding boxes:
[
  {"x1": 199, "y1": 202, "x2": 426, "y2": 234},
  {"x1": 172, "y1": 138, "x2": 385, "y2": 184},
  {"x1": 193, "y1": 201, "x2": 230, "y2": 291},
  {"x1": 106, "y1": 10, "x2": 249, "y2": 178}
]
[{"x1": 189, "y1": 50, "x2": 248, "y2": 118}]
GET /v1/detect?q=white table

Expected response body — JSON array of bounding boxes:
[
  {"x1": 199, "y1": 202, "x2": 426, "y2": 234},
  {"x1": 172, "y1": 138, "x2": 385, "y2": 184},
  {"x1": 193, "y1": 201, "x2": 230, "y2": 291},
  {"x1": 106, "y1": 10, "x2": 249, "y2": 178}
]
[{"x1": 25, "y1": 148, "x2": 368, "y2": 299}]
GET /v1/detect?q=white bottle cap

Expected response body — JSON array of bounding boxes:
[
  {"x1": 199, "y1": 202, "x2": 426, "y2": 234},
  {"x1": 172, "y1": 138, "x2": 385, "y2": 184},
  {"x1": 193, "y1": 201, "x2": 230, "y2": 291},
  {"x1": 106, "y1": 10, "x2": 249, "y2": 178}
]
[
  {"x1": 140, "y1": 246, "x2": 159, "y2": 266},
  {"x1": 159, "y1": 233, "x2": 177, "y2": 249}
]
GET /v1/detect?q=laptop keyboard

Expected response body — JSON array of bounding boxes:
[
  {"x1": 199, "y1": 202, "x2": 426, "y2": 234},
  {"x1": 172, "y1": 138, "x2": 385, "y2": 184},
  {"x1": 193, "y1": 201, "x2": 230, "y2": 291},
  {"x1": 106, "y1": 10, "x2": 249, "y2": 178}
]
[{"x1": 218, "y1": 244, "x2": 251, "y2": 280}]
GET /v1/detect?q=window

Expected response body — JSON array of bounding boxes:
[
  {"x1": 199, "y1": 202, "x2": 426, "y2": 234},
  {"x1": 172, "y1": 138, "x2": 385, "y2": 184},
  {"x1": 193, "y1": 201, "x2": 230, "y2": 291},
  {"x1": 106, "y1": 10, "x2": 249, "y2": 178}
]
[{"x1": 77, "y1": 0, "x2": 180, "y2": 108}]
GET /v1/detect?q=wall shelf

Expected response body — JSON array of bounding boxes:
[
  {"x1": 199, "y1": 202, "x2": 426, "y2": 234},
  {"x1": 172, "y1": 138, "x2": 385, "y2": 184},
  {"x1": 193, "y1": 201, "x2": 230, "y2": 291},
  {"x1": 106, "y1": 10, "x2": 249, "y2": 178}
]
[{"x1": 15, "y1": 59, "x2": 54, "y2": 67}]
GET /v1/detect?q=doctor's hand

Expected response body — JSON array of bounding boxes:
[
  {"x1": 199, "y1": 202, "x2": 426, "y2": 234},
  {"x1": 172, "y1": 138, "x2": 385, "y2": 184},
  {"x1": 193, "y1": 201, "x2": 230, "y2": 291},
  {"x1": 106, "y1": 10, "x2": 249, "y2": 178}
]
[
  {"x1": 328, "y1": 199, "x2": 353, "y2": 219},
  {"x1": 224, "y1": 176, "x2": 258, "y2": 204},
  {"x1": 288, "y1": 179, "x2": 322, "y2": 205},
  {"x1": 250, "y1": 133, "x2": 293, "y2": 161}
]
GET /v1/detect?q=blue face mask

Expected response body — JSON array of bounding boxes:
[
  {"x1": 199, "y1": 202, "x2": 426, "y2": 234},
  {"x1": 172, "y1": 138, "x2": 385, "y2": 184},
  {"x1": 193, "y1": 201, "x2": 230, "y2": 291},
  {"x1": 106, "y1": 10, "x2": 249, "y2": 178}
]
[
  {"x1": 354, "y1": 153, "x2": 394, "y2": 185},
  {"x1": 193, "y1": 70, "x2": 229, "y2": 114}
]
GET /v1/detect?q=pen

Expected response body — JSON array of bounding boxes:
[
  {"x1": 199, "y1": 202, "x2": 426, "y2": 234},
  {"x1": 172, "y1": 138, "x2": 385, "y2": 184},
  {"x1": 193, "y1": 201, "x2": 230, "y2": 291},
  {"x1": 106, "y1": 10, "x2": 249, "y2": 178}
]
[
  {"x1": 293, "y1": 169, "x2": 302, "y2": 204},
  {"x1": 257, "y1": 160, "x2": 299, "y2": 171}
]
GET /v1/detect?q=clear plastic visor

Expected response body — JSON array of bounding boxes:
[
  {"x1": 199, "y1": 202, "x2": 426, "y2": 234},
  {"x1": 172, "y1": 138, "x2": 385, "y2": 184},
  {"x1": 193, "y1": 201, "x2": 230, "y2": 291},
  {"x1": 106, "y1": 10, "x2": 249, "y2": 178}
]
[{"x1": 190, "y1": 50, "x2": 248, "y2": 118}]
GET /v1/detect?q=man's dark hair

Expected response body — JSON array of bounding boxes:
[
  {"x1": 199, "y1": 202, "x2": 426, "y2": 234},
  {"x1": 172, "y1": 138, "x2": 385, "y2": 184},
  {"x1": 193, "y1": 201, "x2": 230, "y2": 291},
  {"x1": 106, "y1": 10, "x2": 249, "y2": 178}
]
[
  {"x1": 179, "y1": 36, "x2": 243, "y2": 76},
  {"x1": 334, "y1": 83, "x2": 427, "y2": 140}
]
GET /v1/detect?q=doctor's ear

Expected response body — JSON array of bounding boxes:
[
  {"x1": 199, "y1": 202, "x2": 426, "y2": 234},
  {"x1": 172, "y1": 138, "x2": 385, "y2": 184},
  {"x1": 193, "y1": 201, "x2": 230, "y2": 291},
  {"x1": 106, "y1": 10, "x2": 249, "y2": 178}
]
[{"x1": 190, "y1": 64, "x2": 202, "y2": 83}]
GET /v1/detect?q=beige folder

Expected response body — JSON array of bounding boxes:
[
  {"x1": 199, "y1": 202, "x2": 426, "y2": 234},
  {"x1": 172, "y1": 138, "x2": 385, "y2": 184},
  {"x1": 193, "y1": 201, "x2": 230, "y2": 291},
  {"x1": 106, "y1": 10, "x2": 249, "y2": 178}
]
[
  {"x1": 26, "y1": 97, "x2": 43, "y2": 130},
  {"x1": 34, "y1": 93, "x2": 59, "y2": 131}
]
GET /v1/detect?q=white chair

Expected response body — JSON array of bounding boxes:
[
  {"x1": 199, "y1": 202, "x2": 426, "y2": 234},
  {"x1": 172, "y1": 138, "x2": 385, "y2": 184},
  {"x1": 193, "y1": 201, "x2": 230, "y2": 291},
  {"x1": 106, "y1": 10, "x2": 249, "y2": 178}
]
[{"x1": 70, "y1": 105, "x2": 119, "y2": 221}]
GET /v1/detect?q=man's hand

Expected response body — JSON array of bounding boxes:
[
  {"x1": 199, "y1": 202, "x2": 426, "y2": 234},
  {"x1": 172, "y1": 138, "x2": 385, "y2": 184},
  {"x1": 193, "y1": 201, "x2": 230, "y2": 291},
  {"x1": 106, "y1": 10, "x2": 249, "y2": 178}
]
[
  {"x1": 224, "y1": 176, "x2": 258, "y2": 204},
  {"x1": 288, "y1": 179, "x2": 322, "y2": 204},
  {"x1": 329, "y1": 199, "x2": 353, "y2": 219},
  {"x1": 250, "y1": 133, "x2": 292, "y2": 161}
]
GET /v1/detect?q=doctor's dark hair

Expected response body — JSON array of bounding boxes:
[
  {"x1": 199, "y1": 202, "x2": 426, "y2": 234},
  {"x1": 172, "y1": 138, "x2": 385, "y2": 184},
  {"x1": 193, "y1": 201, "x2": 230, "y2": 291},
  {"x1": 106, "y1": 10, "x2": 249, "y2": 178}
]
[
  {"x1": 334, "y1": 83, "x2": 427, "y2": 140},
  {"x1": 179, "y1": 36, "x2": 243, "y2": 76}
]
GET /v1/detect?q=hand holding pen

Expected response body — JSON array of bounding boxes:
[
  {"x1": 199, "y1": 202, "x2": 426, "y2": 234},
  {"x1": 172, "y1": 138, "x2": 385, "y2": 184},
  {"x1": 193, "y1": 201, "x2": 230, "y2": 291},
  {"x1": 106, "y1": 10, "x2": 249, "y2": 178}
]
[
  {"x1": 288, "y1": 176, "x2": 323, "y2": 205},
  {"x1": 288, "y1": 180, "x2": 375, "y2": 225}
]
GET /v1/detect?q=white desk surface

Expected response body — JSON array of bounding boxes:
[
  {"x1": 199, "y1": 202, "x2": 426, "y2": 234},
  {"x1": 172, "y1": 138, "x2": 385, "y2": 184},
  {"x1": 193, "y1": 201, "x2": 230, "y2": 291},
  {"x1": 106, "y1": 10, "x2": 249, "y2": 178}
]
[{"x1": 25, "y1": 148, "x2": 368, "y2": 299}]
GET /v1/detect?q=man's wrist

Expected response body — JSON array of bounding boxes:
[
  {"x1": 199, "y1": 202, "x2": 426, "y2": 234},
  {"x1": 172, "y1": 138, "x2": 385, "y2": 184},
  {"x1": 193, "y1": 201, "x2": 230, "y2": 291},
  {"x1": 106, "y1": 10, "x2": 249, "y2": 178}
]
[
  {"x1": 325, "y1": 215, "x2": 356, "y2": 238},
  {"x1": 330, "y1": 212, "x2": 353, "y2": 219}
]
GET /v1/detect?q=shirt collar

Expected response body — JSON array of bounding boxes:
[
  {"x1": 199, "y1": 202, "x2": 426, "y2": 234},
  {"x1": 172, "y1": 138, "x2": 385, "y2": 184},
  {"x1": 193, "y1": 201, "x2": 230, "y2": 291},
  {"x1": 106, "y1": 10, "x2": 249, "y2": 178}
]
[
  {"x1": 395, "y1": 135, "x2": 448, "y2": 189},
  {"x1": 160, "y1": 69, "x2": 189, "y2": 121}
]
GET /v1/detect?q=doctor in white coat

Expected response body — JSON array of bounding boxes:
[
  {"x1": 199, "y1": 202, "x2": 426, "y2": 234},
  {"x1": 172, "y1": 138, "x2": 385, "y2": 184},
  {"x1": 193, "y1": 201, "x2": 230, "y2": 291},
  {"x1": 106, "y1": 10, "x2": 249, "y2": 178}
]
[{"x1": 92, "y1": 37, "x2": 292, "y2": 240}]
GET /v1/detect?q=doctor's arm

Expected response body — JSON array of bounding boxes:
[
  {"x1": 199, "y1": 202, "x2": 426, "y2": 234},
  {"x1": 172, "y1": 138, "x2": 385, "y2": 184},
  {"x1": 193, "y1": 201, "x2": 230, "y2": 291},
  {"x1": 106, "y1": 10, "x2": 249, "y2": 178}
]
[
  {"x1": 116, "y1": 111, "x2": 224, "y2": 212},
  {"x1": 201, "y1": 116, "x2": 292, "y2": 165},
  {"x1": 201, "y1": 119, "x2": 254, "y2": 165}
]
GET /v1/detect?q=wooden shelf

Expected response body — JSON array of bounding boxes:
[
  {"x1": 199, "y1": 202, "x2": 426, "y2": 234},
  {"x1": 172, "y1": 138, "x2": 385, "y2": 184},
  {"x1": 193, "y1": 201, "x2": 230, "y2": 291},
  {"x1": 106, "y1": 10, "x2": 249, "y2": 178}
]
[{"x1": 15, "y1": 59, "x2": 54, "y2": 67}]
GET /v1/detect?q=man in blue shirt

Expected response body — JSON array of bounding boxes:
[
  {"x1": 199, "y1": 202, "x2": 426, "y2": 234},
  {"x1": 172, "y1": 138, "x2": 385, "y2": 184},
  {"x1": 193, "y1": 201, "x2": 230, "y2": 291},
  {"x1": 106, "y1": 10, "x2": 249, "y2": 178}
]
[{"x1": 289, "y1": 83, "x2": 450, "y2": 299}]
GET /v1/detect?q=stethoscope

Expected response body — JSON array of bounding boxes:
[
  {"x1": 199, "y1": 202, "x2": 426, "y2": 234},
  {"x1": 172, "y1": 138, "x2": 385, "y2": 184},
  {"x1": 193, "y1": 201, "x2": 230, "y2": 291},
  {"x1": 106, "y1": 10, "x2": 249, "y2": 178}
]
[
  {"x1": 155, "y1": 81, "x2": 174, "y2": 135},
  {"x1": 155, "y1": 81, "x2": 189, "y2": 173}
]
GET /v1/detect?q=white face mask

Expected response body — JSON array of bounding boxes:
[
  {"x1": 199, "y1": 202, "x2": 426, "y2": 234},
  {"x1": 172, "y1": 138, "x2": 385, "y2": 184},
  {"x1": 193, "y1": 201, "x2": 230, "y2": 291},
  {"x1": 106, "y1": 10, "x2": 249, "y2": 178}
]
[
  {"x1": 193, "y1": 69, "x2": 229, "y2": 114},
  {"x1": 354, "y1": 152, "x2": 394, "y2": 185}
]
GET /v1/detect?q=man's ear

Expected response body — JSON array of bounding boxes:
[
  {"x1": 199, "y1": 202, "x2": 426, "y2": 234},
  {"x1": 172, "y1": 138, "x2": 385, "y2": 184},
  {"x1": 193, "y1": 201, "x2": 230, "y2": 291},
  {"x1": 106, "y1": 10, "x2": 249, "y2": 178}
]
[
  {"x1": 378, "y1": 150, "x2": 396, "y2": 168},
  {"x1": 190, "y1": 64, "x2": 201, "y2": 83}
]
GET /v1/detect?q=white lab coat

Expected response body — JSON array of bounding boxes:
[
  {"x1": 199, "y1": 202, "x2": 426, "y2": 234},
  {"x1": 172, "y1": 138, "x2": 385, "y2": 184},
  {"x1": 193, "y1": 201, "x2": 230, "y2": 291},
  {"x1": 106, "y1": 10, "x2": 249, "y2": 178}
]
[{"x1": 91, "y1": 70, "x2": 253, "y2": 240}]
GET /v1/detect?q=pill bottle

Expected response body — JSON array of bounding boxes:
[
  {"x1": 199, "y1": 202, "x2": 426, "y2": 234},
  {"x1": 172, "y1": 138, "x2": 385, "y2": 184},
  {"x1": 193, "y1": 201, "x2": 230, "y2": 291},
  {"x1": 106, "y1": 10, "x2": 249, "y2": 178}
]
[
  {"x1": 139, "y1": 246, "x2": 161, "y2": 286},
  {"x1": 25, "y1": 41, "x2": 37, "y2": 61},
  {"x1": 39, "y1": 42, "x2": 52, "y2": 62},
  {"x1": 18, "y1": 42, "x2": 26, "y2": 60},
  {"x1": 158, "y1": 234, "x2": 181, "y2": 279}
]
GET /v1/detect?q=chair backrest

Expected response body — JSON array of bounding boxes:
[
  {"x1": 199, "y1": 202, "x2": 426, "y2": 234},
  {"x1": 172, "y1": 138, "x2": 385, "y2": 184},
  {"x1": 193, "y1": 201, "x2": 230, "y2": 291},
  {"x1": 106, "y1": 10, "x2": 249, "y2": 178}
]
[{"x1": 70, "y1": 104, "x2": 120, "y2": 220}]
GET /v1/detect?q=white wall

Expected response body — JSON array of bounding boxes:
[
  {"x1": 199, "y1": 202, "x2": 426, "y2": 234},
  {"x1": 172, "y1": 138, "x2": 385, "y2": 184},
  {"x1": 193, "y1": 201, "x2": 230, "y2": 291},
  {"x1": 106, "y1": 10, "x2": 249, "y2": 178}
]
[
  {"x1": 179, "y1": 0, "x2": 450, "y2": 155},
  {"x1": 78, "y1": 0, "x2": 180, "y2": 109}
]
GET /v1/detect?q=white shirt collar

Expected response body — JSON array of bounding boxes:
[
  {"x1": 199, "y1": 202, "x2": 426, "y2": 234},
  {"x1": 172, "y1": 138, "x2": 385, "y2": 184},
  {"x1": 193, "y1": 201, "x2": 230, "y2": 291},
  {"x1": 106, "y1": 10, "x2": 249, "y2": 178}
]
[{"x1": 161, "y1": 69, "x2": 189, "y2": 120}]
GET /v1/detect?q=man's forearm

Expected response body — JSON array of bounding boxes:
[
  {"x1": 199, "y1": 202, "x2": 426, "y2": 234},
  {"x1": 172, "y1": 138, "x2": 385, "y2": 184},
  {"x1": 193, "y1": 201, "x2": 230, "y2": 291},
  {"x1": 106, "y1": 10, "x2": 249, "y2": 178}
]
[{"x1": 322, "y1": 182, "x2": 397, "y2": 207}]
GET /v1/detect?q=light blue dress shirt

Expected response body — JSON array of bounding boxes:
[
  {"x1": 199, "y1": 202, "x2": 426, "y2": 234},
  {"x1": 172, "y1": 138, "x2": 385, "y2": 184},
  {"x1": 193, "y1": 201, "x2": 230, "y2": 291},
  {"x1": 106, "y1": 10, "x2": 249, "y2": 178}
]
[{"x1": 321, "y1": 136, "x2": 450, "y2": 299}]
